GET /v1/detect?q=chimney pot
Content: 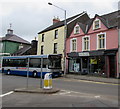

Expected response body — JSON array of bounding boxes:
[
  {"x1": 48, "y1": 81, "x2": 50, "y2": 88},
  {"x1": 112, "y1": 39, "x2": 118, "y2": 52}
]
[{"x1": 53, "y1": 16, "x2": 60, "y2": 25}]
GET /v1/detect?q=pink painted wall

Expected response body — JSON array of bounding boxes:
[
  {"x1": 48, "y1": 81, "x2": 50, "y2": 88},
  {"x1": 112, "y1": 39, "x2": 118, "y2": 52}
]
[
  {"x1": 66, "y1": 18, "x2": 118, "y2": 77},
  {"x1": 66, "y1": 18, "x2": 118, "y2": 54}
]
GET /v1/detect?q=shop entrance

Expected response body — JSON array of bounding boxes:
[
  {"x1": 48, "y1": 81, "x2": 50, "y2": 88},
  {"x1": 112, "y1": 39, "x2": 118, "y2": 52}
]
[
  {"x1": 109, "y1": 56, "x2": 116, "y2": 78},
  {"x1": 81, "y1": 57, "x2": 89, "y2": 74}
]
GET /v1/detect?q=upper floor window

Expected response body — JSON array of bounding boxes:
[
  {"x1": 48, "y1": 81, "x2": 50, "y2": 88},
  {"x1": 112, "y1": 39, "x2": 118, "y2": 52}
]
[
  {"x1": 53, "y1": 43, "x2": 57, "y2": 54},
  {"x1": 97, "y1": 33, "x2": 106, "y2": 49},
  {"x1": 42, "y1": 34, "x2": 44, "y2": 42},
  {"x1": 74, "y1": 25, "x2": 80, "y2": 34},
  {"x1": 41, "y1": 45, "x2": 44, "y2": 54},
  {"x1": 54, "y1": 30, "x2": 58, "y2": 39},
  {"x1": 71, "y1": 38, "x2": 77, "y2": 52},
  {"x1": 82, "y1": 36, "x2": 90, "y2": 51},
  {"x1": 93, "y1": 19, "x2": 100, "y2": 30}
]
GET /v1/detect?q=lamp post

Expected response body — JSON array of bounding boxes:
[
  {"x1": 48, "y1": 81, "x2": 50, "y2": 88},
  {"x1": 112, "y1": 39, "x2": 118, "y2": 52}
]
[{"x1": 48, "y1": 2, "x2": 67, "y2": 76}]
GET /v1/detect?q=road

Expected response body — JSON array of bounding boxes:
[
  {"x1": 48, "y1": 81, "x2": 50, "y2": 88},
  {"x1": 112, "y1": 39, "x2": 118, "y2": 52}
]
[{"x1": 1, "y1": 74, "x2": 119, "y2": 108}]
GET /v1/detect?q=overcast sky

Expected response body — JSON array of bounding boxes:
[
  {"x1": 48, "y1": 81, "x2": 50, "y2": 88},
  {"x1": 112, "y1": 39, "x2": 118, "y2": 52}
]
[{"x1": 0, "y1": 0, "x2": 119, "y2": 42}]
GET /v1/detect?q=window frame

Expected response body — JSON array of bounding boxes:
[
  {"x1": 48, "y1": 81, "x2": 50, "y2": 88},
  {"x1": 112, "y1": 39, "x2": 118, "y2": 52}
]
[
  {"x1": 97, "y1": 32, "x2": 106, "y2": 50},
  {"x1": 93, "y1": 19, "x2": 101, "y2": 30},
  {"x1": 54, "y1": 29, "x2": 58, "y2": 39},
  {"x1": 53, "y1": 43, "x2": 57, "y2": 54},
  {"x1": 41, "y1": 45, "x2": 44, "y2": 54},
  {"x1": 82, "y1": 36, "x2": 90, "y2": 51},
  {"x1": 70, "y1": 38, "x2": 77, "y2": 52},
  {"x1": 74, "y1": 25, "x2": 80, "y2": 34},
  {"x1": 42, "y1": 34, "x2": 44, "y2": 42}
]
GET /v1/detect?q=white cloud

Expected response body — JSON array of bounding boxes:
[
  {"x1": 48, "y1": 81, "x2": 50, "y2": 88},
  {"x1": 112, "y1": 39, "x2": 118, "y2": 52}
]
[{"x1": 0, "y1": 0, "x2": 119, "y2": 41}]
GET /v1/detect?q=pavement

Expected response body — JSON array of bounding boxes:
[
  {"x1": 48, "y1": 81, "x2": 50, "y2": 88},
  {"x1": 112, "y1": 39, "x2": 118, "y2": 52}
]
[
  {"x1": 14, "y1": 87, "x2": 60, "y2": 94},
  {"x1": 65, "y1": 74, "x2": 119, "y2": 84}
]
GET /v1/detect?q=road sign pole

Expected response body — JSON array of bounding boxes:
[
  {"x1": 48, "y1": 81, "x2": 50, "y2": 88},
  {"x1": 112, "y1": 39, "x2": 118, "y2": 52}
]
[
  {"x1": 40, "y1": 57, "x2": 43, "y2": 88},
  {"x1": 26, "y1": 57, "x2": 30, "y2": 88}
]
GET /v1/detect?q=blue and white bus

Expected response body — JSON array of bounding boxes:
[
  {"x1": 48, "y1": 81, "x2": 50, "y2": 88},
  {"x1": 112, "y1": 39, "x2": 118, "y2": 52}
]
[
  {"x1": 0, "y1": 53, "x2": 10, "y2": 71},
  {"x1": 1, "y1": 54, "x2": 62, "y2": 78}
]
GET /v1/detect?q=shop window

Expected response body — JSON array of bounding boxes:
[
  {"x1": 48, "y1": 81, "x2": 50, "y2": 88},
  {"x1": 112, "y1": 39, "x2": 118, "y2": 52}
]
[
  {"x1": 71, "y1": 38, "x2": 77, "y2": 52},
  {"x1": 97, "y1": 33, "x2": 106, "y2": 49},
  {"x1": 89, "y1": 56, "x2": 105, "y2": 76},
  {"x1": 69, "y1": 58, "x2": 80, "y2": 73},
  {"x1": 82, "y1": 36, "x2": 90, "y2": 51}
]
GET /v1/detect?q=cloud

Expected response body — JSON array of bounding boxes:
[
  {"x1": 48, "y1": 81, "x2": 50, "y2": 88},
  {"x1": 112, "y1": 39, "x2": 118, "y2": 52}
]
[{"x1": 0, "y1": 0, "x2": 119, "y2": 41}]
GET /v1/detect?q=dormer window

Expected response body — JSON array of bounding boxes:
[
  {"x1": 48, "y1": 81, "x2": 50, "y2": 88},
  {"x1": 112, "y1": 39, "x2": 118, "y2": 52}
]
[
  {"x1": 74, "y1": 25, "x2": 80, "y2": 34},
  {"x1": 93, "y1": 19, "x2": 100, "y2": 30}
]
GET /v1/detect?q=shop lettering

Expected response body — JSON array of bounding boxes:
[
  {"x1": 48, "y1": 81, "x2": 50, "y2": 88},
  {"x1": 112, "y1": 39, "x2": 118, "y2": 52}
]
[{"x1": 78, "y1": 52, "x2": 89, "y2": 56}]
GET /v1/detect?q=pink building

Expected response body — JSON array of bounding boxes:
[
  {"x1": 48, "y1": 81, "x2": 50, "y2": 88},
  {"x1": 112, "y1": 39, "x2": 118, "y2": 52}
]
[{"x1": 66, "y1": 11, "x2": 119, "y2": 78}]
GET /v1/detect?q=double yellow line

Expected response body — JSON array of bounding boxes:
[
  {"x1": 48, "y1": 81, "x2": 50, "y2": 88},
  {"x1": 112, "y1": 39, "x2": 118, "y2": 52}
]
[{"x1": 65, "y1": 78, "x2": 119, "y2": 85}]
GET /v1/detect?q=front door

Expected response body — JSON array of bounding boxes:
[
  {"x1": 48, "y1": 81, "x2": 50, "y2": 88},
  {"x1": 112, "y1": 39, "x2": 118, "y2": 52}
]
[{"x1": 109, "y1": 56, "x2": 116, "y2": 78}]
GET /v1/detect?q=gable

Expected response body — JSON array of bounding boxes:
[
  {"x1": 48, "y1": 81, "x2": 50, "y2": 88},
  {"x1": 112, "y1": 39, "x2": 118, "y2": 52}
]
[{"x1": 87, "y1": 17, "x2": 108, "y2": 34}]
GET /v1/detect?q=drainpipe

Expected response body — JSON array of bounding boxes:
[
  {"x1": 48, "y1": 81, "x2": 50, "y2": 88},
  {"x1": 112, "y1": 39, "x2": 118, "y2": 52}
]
[
  {"x1": 118, "y1": 2, "x2": 120, "y2": 78},
  {"x1": 118, "y1": 27, "x2": 120, "y2": 78}
]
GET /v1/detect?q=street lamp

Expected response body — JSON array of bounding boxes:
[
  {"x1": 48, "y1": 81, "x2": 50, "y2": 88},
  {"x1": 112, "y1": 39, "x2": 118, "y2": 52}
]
[{"x1": 48, "y1": 2, "x2": 67, "y2": 76}]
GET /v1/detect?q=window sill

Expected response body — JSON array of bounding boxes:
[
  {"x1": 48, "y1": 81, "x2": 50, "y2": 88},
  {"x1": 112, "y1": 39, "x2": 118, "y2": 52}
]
[{"x1": 93, "y1": 27, "x2": 101, "y2": 31}]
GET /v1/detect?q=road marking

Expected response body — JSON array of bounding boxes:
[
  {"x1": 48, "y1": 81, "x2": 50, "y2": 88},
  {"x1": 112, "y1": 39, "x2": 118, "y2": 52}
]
[
  {"x1": 53, "y1": 89, "x2": 99, "y2": 99},
  {"x1": 64, "y1": 79, "x2": 119, "y2": 85},
  {"x1": 95, "y1": 95, "x2": 100, "y2": 98},
  {"x1": 0, "y1": 91, "x2": 14, "y2": 97}
]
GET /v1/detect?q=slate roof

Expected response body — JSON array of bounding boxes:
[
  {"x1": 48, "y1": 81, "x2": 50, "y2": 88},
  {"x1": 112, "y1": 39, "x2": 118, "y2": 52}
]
[
  {"x1": 38, "y1": 11, "x2": 90, "y2": 36},
  {"x1": 13, "y1": 45, "x2": 31, "y2": 56},
  {"x1": 0, "y1": 34, "x2": 30, "y2": 44},
  {"x1": 78, "y1": 10, "x2": 119, "y2": 34},
  {"x1": 86, "y1": 11, "x2": 119, "y2": 33}
]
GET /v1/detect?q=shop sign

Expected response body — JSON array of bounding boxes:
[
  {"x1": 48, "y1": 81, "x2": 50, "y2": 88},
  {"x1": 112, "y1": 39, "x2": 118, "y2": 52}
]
[
  {"x1": 90, "y1": 59, "x2": 97, "y2": 64},
  {"x1": 78, "y1": 52, "x2": 89, "y2": 56}
]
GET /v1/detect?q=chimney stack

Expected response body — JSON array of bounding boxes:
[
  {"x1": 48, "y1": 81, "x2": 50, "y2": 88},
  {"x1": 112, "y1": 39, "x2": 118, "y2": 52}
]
[{"x1": 53, "y1": 16, "x2": 60, "y2": 25}]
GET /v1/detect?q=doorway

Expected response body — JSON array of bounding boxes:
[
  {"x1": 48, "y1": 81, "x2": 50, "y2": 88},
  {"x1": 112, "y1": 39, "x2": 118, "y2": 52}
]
[{"x1": 109, "y1": 56, "x2": 116, "y2": 78}]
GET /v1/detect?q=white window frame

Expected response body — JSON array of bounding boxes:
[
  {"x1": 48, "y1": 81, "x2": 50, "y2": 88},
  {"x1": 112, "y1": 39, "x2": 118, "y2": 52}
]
[
  {"x1": 82, "y1": 36, "x2": 90, "y2": 51},
  {"x1": 70, "y1": 38, "x2": 77, "y2": 52},
  {"x1": 74, "y1": 25, "x2": 80, "y2": 34},
  {"x1": 93, "y1": 19, "x2": 101, "y2": 30},
  {"x1": 97, "y1": 32, "x2": 106, "y2": 50}
]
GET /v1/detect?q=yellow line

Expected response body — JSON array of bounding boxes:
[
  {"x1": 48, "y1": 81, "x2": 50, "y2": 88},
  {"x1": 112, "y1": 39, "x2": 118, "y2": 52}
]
[{"x1": 64, "y1": 79, "x2": 119, "y2": 85}]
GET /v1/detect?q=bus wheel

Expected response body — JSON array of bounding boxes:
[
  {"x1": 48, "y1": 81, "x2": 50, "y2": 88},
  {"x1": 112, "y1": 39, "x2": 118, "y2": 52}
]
[
  {"x1": 33, "y1": 71, "x2": 37, "y2": 77},
  {"x1": 7, "y1": 70, "x2": 10, "y2": 75}
]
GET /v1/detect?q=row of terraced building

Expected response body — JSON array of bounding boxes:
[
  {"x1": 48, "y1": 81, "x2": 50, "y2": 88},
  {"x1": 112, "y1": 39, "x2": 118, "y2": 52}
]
[{"x1": 37, "y1": 10, "x2": 120, "y2": 78}]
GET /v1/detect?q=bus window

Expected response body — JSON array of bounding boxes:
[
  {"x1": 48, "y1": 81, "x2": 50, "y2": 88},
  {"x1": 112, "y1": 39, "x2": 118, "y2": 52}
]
[
  {"x1": 48, "y1": 57, "x2": 61, "y2": 69},
  {"x1": 43, "y1": 58, "x2": 49, "y2": 68},
  {"x1": 3, "y1": 59, "x2": 10, "y2": 67},
  {"x1": 29, "y1": 58, "x2": 41, "y2": 68},
  {"x1": 13, "y1": 59, "x2": 27, "y2": 67}
]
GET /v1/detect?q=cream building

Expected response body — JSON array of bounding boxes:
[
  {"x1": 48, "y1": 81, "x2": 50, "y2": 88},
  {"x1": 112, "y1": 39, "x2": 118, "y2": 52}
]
[{"x1": 37, "y1": 12, "x2": 90, "y2": 71}]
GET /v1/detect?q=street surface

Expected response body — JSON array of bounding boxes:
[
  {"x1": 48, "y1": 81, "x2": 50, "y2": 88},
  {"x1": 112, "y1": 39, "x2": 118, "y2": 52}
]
[{"x1": 1, "y1": 74, "x2": 119, "y2": 108}]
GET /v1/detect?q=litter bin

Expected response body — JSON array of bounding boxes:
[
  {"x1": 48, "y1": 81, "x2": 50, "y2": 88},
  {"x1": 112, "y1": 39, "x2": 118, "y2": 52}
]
[{"x1": 44, "y1": 73, "x2": 52, "y2": 89}]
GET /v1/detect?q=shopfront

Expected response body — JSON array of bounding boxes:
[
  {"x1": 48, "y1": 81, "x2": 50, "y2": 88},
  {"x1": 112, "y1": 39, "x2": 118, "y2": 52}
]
[{"x1": 67, "y1": 49, "x2": 118, "y2": 78}]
